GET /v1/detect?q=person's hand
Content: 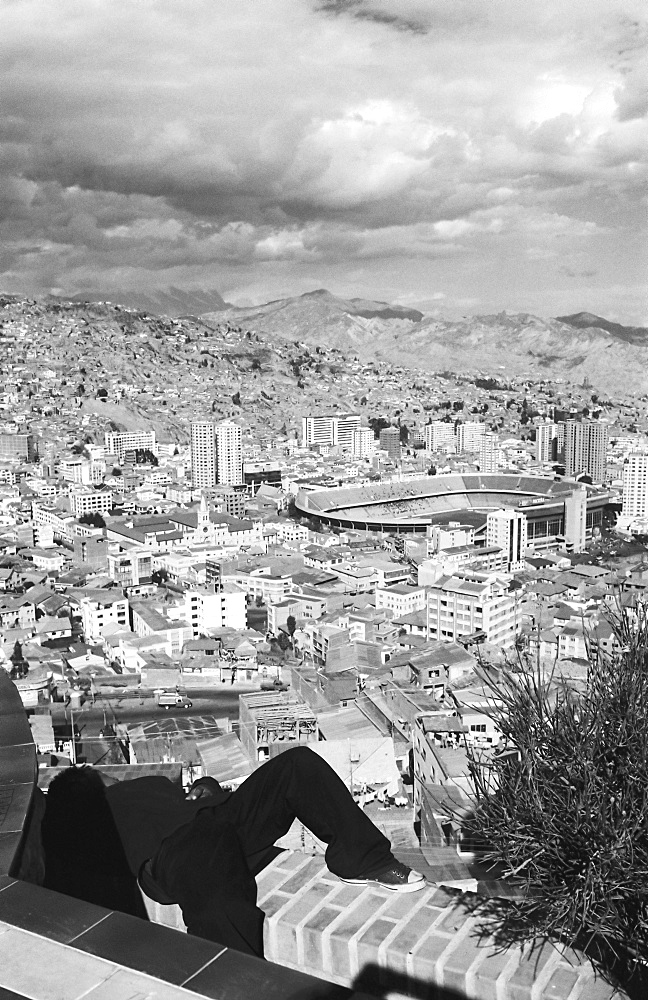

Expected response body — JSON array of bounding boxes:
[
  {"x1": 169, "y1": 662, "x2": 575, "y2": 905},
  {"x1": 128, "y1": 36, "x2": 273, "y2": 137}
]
[
  {"x1": 185, "y1": 782, "x2": 209, "y2": 801},
  {"x1": 185, "y1": 777, "x2": 224, "y2": 801}
]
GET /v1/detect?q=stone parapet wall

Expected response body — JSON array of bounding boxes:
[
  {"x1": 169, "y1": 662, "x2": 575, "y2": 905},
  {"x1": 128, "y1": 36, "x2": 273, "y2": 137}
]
[{"x1": 256, "y1": 851, "x2": 623, "y2": 1000}]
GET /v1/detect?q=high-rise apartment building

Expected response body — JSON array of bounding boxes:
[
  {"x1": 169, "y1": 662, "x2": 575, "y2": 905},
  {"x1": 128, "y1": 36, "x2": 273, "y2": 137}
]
[
  {"x1": 479, "y1": 433, "x2": 499, "y2": 473},
  {"x1": 301, "y1": 414, "x2": 361, "y2": 450},
  {"x1": 622, "y1": 454, "x2": 648, "y2": 520},
  {"x1": 191, "y1": 421, "x2": 216, "y2": 488},
  {"x1": 563, "y1": 487, "x2": 587, "y2": 552},
  {"x1": 535, "y1": 423, "x2": 564, "y2": 464},
  {"x1": 425, "y1": 421, "x2": 455, "y2": 452},
  {"x1": 486, "y1": 509, "x2": 527, "y2": 571},
  {"x1": 352, "y1": 427, "x2": 374, "y2": 459},
  {"x1": 379, "y1": 426, "x2": 401, "y2": 462},
  {"x1": 215, "y1": 420, "x2": 243, "y2": 486},
  {"x1": 335, "y1": 414, "x2": 362, "y2": 451},
  {"x1": 455, "y1": 421, "x2": 485, "y2": 453},
  {"x1": 302, "y1": 416, "x2": 335, "y2": 449},
  {"x1": 564, "y1": 420, "x2": 608, "y2": 483}
]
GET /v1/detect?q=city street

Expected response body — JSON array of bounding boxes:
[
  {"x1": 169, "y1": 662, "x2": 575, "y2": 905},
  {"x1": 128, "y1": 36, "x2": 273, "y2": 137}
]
[{"x1": 47, "y1": 689, "x2": 244, "y2": 764}]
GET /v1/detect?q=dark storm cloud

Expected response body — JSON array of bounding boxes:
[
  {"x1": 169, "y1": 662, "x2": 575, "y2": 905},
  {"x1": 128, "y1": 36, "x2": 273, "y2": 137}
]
[{"x1": 0, "y1": 0, "x2": 645, "y2": 321}]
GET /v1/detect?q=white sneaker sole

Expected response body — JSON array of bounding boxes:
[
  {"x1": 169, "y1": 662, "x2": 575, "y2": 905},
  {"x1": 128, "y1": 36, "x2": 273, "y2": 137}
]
[{"x1": 339, "y1": 876, "x2": 426, "y2": 893}]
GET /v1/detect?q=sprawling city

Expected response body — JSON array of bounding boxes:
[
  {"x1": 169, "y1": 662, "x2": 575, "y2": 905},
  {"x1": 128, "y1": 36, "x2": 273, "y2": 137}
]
[
  {"x1": 1, "y1": 1, "x2": 647, "y2": 999},
  {"x1": 1, "y1": 288, "x2": 647, "y2": 996}
]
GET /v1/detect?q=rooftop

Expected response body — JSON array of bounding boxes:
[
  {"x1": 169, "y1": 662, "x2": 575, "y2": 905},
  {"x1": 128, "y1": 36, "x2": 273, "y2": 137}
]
[{"x1": 0, "y1": 670, "x2": 630, "y2": 1000}]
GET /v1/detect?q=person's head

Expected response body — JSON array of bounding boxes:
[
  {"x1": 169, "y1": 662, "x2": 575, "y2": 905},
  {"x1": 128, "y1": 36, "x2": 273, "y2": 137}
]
[
  {"x1": 47, "y1": 764, "x2": 108, "y2": 803},
  {"x1": 42, "y1": 765, "x2": 122, "y2": 864}
]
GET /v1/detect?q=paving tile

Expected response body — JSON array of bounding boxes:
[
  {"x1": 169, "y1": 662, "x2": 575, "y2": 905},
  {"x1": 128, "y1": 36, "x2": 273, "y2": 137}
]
[
  {"x1": 83, "y1": 967, "x2": 204, "y2": 1000},
  {"x1": 0, "y1": 927, "x2": 114, "y2": 1000},
  {"x1": 184, "y1": 946, "x2": 351, "y2": 1000},
  {"x1": 71, "y1": 910, "x2": 225, "y2": 984},
  {"x1": 0, "y1": 880, "x2": 111, "y2": 943}
]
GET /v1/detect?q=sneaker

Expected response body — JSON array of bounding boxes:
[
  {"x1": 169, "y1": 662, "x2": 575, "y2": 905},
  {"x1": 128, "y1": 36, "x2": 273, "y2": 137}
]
[{"x1": 341, "y1": 860, "x2": 426, "y2": 893}]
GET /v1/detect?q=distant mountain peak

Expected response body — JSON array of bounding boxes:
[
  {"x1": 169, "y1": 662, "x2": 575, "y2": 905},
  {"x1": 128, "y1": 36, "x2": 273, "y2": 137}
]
[{"x1": 557, "y1": 312, "x2": 647, "y2": 344}]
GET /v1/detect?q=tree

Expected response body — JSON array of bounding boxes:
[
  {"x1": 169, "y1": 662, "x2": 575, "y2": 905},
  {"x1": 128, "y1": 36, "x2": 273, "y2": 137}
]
[
  {"x1": 78, "y1": 511, "x2": 106, "y2": 528},
  {"x1": 96, "y1": 387, "x2": 107, "y2": 398},
  {"x1": 399, "y1": 424, "x2": 409, "y2": 444},
  {"x1": 465, "y1": 603, "x2": 648, "y2": 991},
  {"x1": 368, "y1": 416, "x2": 390, "y2": 438},
  {"x1": 232, "y1": 391, "x2": 241, "y2": 406},
  {"x1": 277, "y1": 632, "x2": 291, "y2": 653},
  {"x1": 286, "y1": 615, "x2": 297, "y2": 638}
]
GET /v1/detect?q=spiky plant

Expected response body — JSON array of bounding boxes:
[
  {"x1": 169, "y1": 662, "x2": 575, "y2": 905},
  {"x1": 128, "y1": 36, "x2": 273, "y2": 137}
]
[{"x1": 466, "y1": 599, "x2": 648, "y2": 976}]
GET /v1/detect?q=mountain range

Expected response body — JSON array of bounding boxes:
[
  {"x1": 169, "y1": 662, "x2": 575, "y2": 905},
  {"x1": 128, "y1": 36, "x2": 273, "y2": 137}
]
[{"x1": 54, "y1": 287, "x2": 647, "y2": 395}]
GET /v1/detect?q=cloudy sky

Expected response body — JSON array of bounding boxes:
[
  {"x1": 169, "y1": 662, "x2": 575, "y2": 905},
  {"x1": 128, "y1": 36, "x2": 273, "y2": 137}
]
[{"x1": 1, "y1": 0, "x2": 646, "y2": 321}]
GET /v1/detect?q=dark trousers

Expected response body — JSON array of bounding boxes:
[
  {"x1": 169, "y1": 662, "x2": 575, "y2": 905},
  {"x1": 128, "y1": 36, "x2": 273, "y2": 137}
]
[{"x1": 151, "y1": 746, "x2": 393, "y2": 957}]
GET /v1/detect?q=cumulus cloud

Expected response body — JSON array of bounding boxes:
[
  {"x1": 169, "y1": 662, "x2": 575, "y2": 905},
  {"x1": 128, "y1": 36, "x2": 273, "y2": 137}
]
[{"x1": 0, "y1": 0, "x2": 645, "y2": 320}]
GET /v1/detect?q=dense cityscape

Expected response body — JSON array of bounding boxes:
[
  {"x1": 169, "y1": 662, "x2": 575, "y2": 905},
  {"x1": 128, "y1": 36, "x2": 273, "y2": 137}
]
[
  {"x1": 1, "y1": 0, "x2": 646, "y2": 993},
  {"x1": 0, "y1": 290, "x2": 645, "y2": 797}
]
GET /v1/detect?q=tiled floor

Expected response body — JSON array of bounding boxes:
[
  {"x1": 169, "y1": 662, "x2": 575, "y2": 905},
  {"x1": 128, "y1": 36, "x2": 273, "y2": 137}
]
[{"x1": 0, "y1": 920, "x2": 208, "y2": 1000}]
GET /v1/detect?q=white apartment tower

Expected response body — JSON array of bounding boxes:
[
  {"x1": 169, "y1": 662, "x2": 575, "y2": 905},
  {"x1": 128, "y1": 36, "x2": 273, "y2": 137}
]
[
  {"x1": 486, "y1": 509, "x2": 527, "y2": 572},
  {"x1": 455, "y1": 421, "x2": 485, "y2": 453},
  {"x1": 302, "y1": 414, "x2": 361, "y2": 450},
  {"x1": 425, "y1": 421, "x2": 455, "y2": 452},
  {"x1": 563, "y1": 487, "x2": 587, "y2": 553},
  {"x1": 335, "y1": 414, "x2": 362, "y2": 451},
  {"x1": 216, "y1": 421, "x2": 243, "y2": 486},
  {"x1": 191, "y1": 421, "x2": 216, "y2": 488},
  {"x1": 564, "y1": 420, "x2": 608, "y2": 483},
  {"x1": 480, "y1": 433, "x2": 499, "y2": 473},
  {"x1": 302, "y1": 416, "x2": 334, "y2": 449},
  {"x1": 352, "y1": 427, "x2": 374, "y2": 459},
  {"x1": 536, "y1": 423, "x2": 564, "y2": 464},
  {"x1": 622, "y1": 454, "x2": 648, "y2": 519}
]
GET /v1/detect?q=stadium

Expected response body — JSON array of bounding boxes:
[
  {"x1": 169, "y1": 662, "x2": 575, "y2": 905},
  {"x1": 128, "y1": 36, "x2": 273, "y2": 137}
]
[{"x1": 294, "y1": 473, "x2": 611, "y2": 546}]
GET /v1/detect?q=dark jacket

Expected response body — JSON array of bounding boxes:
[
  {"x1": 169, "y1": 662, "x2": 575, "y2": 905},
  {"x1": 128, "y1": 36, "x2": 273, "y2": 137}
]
[{"x1": 105, "y1": 776, "x2": 230, "y2": 876}]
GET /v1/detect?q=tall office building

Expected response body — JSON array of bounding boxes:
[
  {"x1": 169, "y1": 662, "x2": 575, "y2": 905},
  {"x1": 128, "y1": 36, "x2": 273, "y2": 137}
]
[
  {"x1": 563, "y1": 487, "x2": 587, "y2": 553},
  {"x1": 622, "y1": 454, "x2": 648, "y2": 520},
  {"x1": 335, "y1": 414, "x2": 362, "y2": 451},
  {"x1": 535, "y1": 423, "x2": 564, "y2": 464},
  {"x1": 479, "y1": 433, "x2": 499, "y2": 473},
  {"x1": 352, "y1": 427, "x2": 374, "y2": 459},
  {"x1": 379, "y1": 426, "x2": 401, "y2": 462},
  {"x1": 302, "y1": 416, "x2": 335, "y2": 449},
  {"x1": 301, "y1": 413, "x2": 360, "y2": 450},
  {"x1": 564, "y1": 420, "x2": 608, "y2": 483},
  {"x1": 215, "y1": 421, "x2": 243, "y2": 486},
  {"x1": 486, "y1": 509, "x2": 527, "y2": 572},
  {"x1": 191, "y1": 421, "x2": 216, "y2": 488},
  {"x1": 455, "y1": 421, "x2": 485, "y2": 453},
  {"x1": 425, "y1": 421, "x2": 455, "y2": 452}
]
